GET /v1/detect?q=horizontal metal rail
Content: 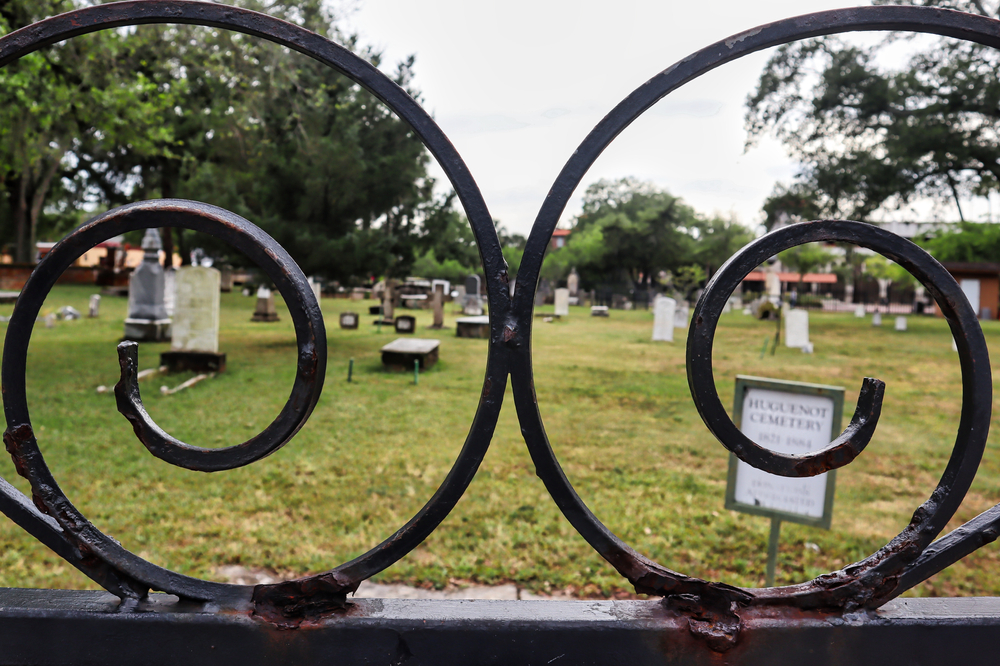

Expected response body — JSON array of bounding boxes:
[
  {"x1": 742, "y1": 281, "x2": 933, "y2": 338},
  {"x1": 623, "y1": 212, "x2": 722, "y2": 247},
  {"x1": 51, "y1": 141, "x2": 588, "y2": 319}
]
[{"x1": 1, "y1": 1, "x2": 999, "y2": 661}]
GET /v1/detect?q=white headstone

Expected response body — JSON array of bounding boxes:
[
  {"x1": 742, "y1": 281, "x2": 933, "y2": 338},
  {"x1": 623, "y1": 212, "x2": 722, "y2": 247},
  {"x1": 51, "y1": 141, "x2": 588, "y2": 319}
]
[
  {"x1": 88, "y1": 294, "x2": 100, "y2": 318},
  {"x1": 872, "y1": 312, "x2": 882, "y2": 327},
  {"x1": 171, "y1": 266, "x2": 221, "y2": 353},
  {"x1": 785, "y1": 309, "x2": 810, "y2": 349},
  {"x1": 163, "y1": 268, "x2": 176, "y2": 316},
  {"x1": 673, "y1": 302, "x2": 689, "y2": 329},
  {"x1": 894, "y1": 316, "x2": 907, "y2": 331},
  {"x1": 854, "y1": 304, "x2": 865, "y2": 318},
  {"x1": 652, "y1": 295, "x2": 675, "y2": 342},
  {"x1": 308, "y1": 277, "x2": 322, "y2": 309},
  {"x1": 257, "y1": 285, "x2": 271, "y2": 299},
  {"x1": 554, "y1": 288, "x2": 570, "y2": 316}
]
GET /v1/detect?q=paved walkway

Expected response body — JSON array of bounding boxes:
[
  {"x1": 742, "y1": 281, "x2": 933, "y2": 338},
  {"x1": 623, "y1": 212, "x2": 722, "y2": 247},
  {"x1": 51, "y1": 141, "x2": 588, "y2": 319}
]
[{"x1": 217, "y1": 565, "x2": 571, "y2": 600}]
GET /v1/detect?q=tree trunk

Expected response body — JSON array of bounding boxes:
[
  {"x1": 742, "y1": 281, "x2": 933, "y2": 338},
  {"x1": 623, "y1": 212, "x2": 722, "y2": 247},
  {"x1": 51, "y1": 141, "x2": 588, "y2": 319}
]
[
  {"x1": 28, "y1": 156, "x2": 61, "y2": 262},
  {"x1": 14, "y1": 174, "x2": 28, "y2": 263}
]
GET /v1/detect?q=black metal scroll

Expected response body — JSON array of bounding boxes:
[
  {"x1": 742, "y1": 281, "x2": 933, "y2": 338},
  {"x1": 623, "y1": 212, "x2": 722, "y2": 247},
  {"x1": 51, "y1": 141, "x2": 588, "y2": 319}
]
[{"x1": 1, "y1": 1, "x2": 998, "y2": 637}]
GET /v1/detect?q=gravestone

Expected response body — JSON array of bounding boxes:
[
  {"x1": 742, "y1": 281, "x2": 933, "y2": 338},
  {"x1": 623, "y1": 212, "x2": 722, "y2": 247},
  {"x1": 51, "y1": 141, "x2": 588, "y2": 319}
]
[
  {"x1": 163, "y1": 268, "x2": 176, "y2": 317},
  {"x1": 611, "y1": 294, "x2": 629, "y2": 310},
  {"x1": 652, "y1": 295, "x2": 676, "y2": 342},
  {"x1": 872, "y1": 312, "x2": 882, "y2": 327},
  {"x1": 219, "y1": 265, "x2": 234, "y2": 293},
  {"x1": 430, "y1": 286, "x2": 445, "y2": 329},
  {"x1": 785, "y1": 309, "x2": 810, "y2": 349},
  {"x1": 88, "y1": 294, "x2": 100, "y2": 318},
  {"x1": 123, "y1": 228, "x2": 171, "y2": 342},
  {"x1": 567, "y1": 269, "x2": 579, "y2": 297},
  {"x1": 591, "y1": 305, "x2": 609, "y2": 317},
  {"x1": 464, "y1": 275, "x2": 483, "y2": 315},
  {"x1": 895, "y1": 316, "x2": 907, "y2": 332},
  {"x1": 673, "y1": 302, "x2": 689, "y2": 329},
  {"x1": 554, "y1": 288, "x2": 570, "y2": 317},
  {"x1": 855, "y1": 304, "x2": 866, "y2": 318},
  {"x1": 456, "y1": 315, "x2": 490, "y2": 338},
  {"x1": 308, "y1": 277, "x2": 322, "y2": 309},
  {"x1": 340, "y1": 312, "x2": 359, "y2": 329},
  {"x1": 251, "y1": 286, "x2": 279, "y2": 322},
  {"x1": 381, "y1": 338, "x2": 440, "y2": 370},
  {"x1": 394, "y1": 315, "x2": 416, "y2": 334},
  {"x1": 382, "y1": 280, "x2": 396, "y2": 322},
  {"x1": 161, "y1": 266, "x2": 225, "y2": 373}
]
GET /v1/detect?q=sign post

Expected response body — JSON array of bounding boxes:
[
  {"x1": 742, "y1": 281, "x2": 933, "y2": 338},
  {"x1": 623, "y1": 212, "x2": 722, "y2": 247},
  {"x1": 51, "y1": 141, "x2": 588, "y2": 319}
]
[{"x1": 724, "y1": 375, "x2": 845, "y2": 586}]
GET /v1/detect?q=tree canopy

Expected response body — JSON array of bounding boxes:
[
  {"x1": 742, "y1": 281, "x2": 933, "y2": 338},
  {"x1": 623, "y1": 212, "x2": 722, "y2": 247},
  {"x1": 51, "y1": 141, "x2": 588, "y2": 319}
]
[
  {"x1": 745, "y1": 0, "x2": 1000, "y2": 224},
  {"x1": 0, "y1": 0, "x2": 480, "y2": 282},
  {"x1": 542, "y1": 177, "x2": 752, "y2": 293}
]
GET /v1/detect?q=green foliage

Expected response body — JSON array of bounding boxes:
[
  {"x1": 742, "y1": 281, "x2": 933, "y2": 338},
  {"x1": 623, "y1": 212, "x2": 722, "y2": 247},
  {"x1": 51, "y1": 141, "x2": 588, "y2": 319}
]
[
  {"x1": 543, "y1": 177, "x2": 752, "y2": 290},
  {"x1": 745, "y1": 0, "x2": 1000, "y2": 222},
  {"x1": 778, "y1": 243, "x2": 835, "y2": 289},
  {"x1": 920, "y1": 221, "x2": 1000, "y2": 263}
]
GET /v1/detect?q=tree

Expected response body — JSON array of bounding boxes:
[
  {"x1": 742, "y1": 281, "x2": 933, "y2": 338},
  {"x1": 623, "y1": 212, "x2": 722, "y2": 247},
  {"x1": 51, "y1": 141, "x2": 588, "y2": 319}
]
[
  {"x1": 545, "y1": 178, "x2": 751, "y2": 291},
  {"x1": 745, "y1": 0, "x2": 1000, "y2": 223},
  {"x1": 920, "y1": 220, "x2": 1000, "y2": 261},
  {"x1": 778, "y1": 243, "x2": 835, "y2": 292},
  {"x1": 0, "y1": 1, "x2": 176, "y2": 261}
]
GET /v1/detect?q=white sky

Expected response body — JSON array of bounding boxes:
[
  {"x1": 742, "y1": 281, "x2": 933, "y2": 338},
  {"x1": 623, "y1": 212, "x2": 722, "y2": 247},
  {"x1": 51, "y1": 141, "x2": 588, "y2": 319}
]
[{"x1": 339, "y1": 0, "x2": 882, "y2": 237}]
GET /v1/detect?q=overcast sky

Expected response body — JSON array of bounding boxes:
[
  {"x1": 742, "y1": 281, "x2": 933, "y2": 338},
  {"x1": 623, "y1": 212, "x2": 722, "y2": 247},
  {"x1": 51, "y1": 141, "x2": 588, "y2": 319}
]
[{"x1": 337, "y1": 0, "x2": 883, "y2": 237}]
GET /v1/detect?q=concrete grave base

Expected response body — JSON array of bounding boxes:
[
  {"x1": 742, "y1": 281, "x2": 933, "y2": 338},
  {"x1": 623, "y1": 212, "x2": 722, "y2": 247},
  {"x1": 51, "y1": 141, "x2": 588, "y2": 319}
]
[
  {"x1": 456, "y1": 315, "x2": 490, "y2": 338},
  {"x1": 381, "y1": 338, "x2": 440, "y2": 370},
  {"x1": 123, "y1": 318, "x2": 171, "y2": 342},
  {"x1": 160, "y1": 351, "x2": 227, "y2": 374}
]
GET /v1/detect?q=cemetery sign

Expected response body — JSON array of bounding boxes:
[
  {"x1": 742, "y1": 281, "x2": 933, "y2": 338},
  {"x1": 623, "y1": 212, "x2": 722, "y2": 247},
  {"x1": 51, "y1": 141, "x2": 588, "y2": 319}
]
[{"x1": 725, "y1": 375, "x2": 844, "y2": 528}]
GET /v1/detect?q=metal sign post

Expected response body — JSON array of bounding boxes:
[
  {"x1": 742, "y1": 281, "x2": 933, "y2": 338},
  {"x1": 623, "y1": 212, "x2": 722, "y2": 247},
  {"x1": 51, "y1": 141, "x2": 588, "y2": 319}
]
[{"x1": 725, "y1": 375, "x2": 845, "y2": 586}]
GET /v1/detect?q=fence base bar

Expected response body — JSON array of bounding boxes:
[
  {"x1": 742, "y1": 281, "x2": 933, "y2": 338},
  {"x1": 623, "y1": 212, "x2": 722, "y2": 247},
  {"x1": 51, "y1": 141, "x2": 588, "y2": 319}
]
[{"x1": 1, "y1": 590, "x2": 998, "y2": 665}]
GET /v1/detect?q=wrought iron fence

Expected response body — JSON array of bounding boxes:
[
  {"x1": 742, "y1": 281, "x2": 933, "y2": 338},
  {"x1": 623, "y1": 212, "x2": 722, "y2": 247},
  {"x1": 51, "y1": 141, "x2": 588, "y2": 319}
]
[{"x1": 1, "y1": 2, "x2": 999, "y2": 663}]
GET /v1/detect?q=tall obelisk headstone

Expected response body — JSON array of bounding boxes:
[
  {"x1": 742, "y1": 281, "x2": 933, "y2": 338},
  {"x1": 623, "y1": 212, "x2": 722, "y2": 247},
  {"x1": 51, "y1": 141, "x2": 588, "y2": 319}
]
[{"x1": 123, "y1": 228, "x2": 171, "y2": 342}]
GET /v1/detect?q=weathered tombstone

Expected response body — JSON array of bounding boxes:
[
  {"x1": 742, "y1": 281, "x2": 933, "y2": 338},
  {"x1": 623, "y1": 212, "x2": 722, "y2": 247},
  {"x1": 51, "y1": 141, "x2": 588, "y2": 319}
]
[
  {"x1": 855, "y1": 304, "x2": 866, "y2": 318},
  {"x1": 895, "y1": 316, "x2": 907, "y2": 332},
  {"x1": 124, "y1": 228, "x2": 171, "y2": 342},
  {"x1": 652, "y1": 295, "x2": 676, "y2": 342},
  {"x1": 567, "y1": 269, "x2": 579, "y2": 297},
  {"x1": 163, "y1": 268, "x2": 176, "y2": 317},
  {"x1": 88, "y1": 294, "x2": 100, "y2": 318},
  {"x1": 394, "y1": 315, "x2": 416, "y2": 334},
  {"x1": 340, "y1": 312, "x2": 359, "y2": 329},
  {"x1": 673, "y1": 302, "x2": 689, "y2": 329},
  {"x1": 456, "y1": 315, "x2": 490, "y2": 338},
  {"x1": 872, "y1": 312, "x2": 882, "y2": 327},
  {"x1": 785, "y1": 309, "x2": 810, "y2": 349},
  {"x1": 611, "y1": 294, "x2": 628, "y2": 310},
  {"x1": 219, "y1": 265, "x2": 234, "y2": 293},
  {"x1": 430, "y1": 286, "x2": 445, "y2": 329},
  {"x1": 554, "y1": 288, "x2": 570, "y2": 317},
  {"x1": 381, "y1": 338, "x2": 440, "y2": 370},
  {"x1": 464, "y1": 275, "x2": 483, "y2": 315},
  {"x1": 161, "y1": 266, "x2": 225, "y2": 373},
  {"x1": 382, "y1": 280, "x2": 396, "y2": 322},
  {"x1": 251, "y1": 286, "x2": 279, "y2": 322},
  {"x1": 591, "y1": 305, "x2": 609, "y2": 317},
  {"x1": 308, "y1": 277, "x2": 322, "y2": 310}
]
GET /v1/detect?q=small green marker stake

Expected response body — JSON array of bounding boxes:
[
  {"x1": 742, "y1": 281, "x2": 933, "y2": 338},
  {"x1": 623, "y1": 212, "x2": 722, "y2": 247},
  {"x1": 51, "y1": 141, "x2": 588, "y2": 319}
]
[
  {"x1": 766, "y1": 517, "x2": 782, "y2": 587},
  {"x1": 414, "y1": 359, "x2": 419, "y2": 385},
  {"x1": 347, "y1": 358, "x2": 354, "y2": 383},
  {"x1": 759, "y1": 336, "x2": 770, "y2": 359}
]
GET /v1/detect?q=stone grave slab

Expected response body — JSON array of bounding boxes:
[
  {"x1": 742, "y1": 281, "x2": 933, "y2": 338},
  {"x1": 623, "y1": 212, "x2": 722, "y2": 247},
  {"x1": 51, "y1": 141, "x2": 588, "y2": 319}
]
[
  {"x1": 591, "y1": 305, "x2": 609, "y2": 317},
  {"x1": 381, "y1": 338, "x2": 440, "y2": 370},
  {"x1": 161, "y1": 266, "x2": 225, "y2": 373},
  {"x1": 785, "y1": 309, "x2": 810, "y2": 349},
  {"x1": 340, "y1": 312, "x2": 359, "y2": 329},
  {"x1": 895, "y1": 316, "x2": 907, "y2": 331},
  {"x1": 456, "y1": 315, "x2": 490, "y2": 338}
]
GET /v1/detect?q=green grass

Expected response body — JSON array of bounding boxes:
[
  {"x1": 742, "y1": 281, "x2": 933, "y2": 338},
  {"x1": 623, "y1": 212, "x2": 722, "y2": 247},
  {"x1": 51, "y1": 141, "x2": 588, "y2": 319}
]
[{"x1": 1, "y1": 286, "x2": 999, "y2": 598}]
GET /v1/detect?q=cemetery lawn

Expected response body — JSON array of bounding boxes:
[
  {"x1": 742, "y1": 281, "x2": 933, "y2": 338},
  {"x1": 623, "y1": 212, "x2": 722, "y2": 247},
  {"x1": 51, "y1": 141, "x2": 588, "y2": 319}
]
[{"x1": 3, "y1": 285, "x2": 1000, "y2": 599}]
